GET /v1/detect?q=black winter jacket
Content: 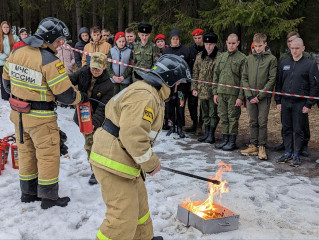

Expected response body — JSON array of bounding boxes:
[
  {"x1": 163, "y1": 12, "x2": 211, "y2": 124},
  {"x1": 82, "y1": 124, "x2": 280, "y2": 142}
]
[
  {"x1": 275, "y1": 56, "x2": 319, "y2": 108},
  {"x1": 163, "y1": 44, "x2": 190, "y2": 66},
  {"x1": 189, "y1": 43, "x2": 205, "y2": 73},
  {"x1": 70, "y1": 66, "x2": 114, "y2": 128},
  {"x1": 74, "y1": 27, "x2": 90, "y2": 68}
]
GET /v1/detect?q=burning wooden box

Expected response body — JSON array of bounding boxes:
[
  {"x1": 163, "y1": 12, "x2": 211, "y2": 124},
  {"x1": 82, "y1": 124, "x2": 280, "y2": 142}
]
[
  {"x1": 177, "y1": 201, "x2": 239, "y2": 234},
  {"x1": 177, "y1": 161, "x2": 239, "y2": 234}
]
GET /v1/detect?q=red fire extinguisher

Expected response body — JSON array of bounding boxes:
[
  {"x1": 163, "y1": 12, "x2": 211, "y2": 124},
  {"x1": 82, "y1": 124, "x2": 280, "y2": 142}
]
[
  {"x1": 77, "y1": 102, "x2": 93, "y2": 134},
  {"x1": 0, "y1": 145, "x2": 5, "y2": 171},
  {"x1": 11, "y1": 143, "x2": 19, "y2": 169},
  {"x1": 1, "y1": 140, "x2": 10, "y2": 164}
]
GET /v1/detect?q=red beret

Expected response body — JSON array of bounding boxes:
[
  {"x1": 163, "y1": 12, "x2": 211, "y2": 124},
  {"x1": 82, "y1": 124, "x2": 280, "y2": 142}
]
[
  {"x1": 115, "y1": 32, "x2": 125, "y2": 41},
  {"x1": 192, "y1": 28, "x2": 203, "y2": 36},
  {"x1": 154, "y1": 34, "x2": 165, "y2": 43}
]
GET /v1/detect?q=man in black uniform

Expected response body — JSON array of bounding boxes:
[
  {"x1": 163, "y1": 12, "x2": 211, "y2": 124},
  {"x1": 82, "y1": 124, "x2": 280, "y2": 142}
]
[
  {"x1": 185, "y1": 28, "x2": 205, "y2": 133},
  {"x1": 276, "y1": 38, "x2": 319, "y2": 167}
]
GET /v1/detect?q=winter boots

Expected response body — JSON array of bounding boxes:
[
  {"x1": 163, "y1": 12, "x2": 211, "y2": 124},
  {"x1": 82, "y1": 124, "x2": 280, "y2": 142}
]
[
  {"x1": 89, "y1": 173, "x2": 98, "y2": 185},
  {"x1": 41, "y1": 196, "x2": 71, "y2": 209},
  {"x1": 258, "y1": 145, "x2": 268, "y2": 160},
  {"x1": 198, "y1": 125, "x2": 210, "y2": 142},
  {"x1": 216, "y1": 134, "x2": 229, "y2": 149},
  {"x1": 222, "y1": 135, "x2": 237, "y2": 151},
  {"x1": 240, "y1": 144, "x2": 258, "y2": 156},
  {"x1": 21, "y1": 193, "x2": 41, "y2": 203},
  {"x1": 205, "y1": 126, "x2": 216, "y2": 144},
  {"x1": 177, "y1": 126, "x2": 185, "y2": 138},
  {"x1": 166, "y1": 125, "x2": 175, "y2": 136}
]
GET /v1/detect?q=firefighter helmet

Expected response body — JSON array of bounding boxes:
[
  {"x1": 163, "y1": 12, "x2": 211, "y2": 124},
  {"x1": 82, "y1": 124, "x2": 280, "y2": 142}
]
[
  {"x1": 34, "y1": 17, "x2": 70, "y2": 44},
  {"x1": 136, "y1": 54, "x2": 191, "y2": 88}
]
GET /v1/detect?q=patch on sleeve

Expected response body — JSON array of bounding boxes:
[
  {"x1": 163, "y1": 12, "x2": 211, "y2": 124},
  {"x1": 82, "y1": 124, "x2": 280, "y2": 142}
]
[
  {"x1": 143, "y1": 106, "x2": 154, "y2": 124},
  {"x1": 55, "y1": 62, "x2": 66, "y2": 74}
]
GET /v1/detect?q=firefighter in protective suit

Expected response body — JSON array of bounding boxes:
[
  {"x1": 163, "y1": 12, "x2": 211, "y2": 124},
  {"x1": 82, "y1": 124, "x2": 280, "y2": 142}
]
[
  {"x1": 89, "y1": 54, "x2": 191, "y2": 240},
  {"x1": 2, "y1": 17, "x2": 88, "y2": 209}
]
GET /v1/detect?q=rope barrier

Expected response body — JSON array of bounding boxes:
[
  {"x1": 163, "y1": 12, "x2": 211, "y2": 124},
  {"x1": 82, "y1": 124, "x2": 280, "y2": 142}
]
[{"x1": 63, "y1": 45, "x2": 319, "y2": 101}]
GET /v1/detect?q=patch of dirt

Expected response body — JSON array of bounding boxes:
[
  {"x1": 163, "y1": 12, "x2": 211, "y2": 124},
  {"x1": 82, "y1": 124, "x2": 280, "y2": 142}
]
[{"x1": 183, "y1": 97, "x2": 319, "y2": 178}]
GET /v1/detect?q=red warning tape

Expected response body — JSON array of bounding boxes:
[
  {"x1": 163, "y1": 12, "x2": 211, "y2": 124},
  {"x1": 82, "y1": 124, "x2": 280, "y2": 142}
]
[
  {"x1": 63, "y1": 45, "x2": 319, "y2": 101},
  {"x1": 62, "y1": 45, "x2": 150, "y2": 72}
]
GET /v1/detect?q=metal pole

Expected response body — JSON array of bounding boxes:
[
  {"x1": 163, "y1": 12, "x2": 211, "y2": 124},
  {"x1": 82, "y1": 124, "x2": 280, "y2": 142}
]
[{"x1": 162, "y1": 166, "x2": 220, "y2": 185}]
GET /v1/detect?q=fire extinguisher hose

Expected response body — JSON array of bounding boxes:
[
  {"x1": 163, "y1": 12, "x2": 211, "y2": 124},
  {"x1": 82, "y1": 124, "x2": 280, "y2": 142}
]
[
  {"x1": 162, "y1": 166, "x2": 220, "y2": 185},
  {"x1": 88, "y1": 98, "x2": 106, "y2": 106}
]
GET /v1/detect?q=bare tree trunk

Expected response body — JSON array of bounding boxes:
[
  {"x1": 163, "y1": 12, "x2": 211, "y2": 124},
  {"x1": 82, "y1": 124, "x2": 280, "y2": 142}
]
[
  {"x1": 92, "y1": 0, "x2": 97, "y2": 26},
  {"x1": 102, "y1": 0, "x2": 106, "y2": 29},
  {"x1": 128, "y1": 0, "x2": 134, "y2": 24},
  {"x1": 75, "y1": 0, "x2": 82, "y2": 34},
  {"x1": 118, "y1": 0, "x2": 124, "y2": 31}
]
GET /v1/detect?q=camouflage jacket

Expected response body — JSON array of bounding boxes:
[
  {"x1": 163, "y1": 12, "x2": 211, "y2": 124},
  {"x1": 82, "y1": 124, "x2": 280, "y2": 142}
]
[
  {"x1": 191, "y1": 50, "x2": 220, "y2": 100},
  {"x1": 212, "y1": 50, "x2": 246, "y2": 99},
  {"x1": 132, "y1": 41, "x2": 159, "y2": 82}
]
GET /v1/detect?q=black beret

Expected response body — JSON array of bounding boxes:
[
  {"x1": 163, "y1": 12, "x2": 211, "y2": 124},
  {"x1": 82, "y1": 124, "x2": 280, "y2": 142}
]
[
  {"x1": 203, "y1": 32, "x2": 218, "y2": 43},
  {"x1": 138, "y1": 23, "x2": 152, "y2": 34}
]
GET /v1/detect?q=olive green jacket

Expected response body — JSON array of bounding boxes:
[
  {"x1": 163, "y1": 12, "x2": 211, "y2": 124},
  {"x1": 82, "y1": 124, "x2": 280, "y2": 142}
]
[
  {"x1": 241, "y1": 50, "x2": 277, "y2": 100},
  {"x1": 212, "y1": 50, "x2": 246, "y2": 100}
]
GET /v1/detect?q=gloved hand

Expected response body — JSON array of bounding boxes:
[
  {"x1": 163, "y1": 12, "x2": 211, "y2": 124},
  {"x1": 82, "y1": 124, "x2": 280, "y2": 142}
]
[
  {"x1": 59, "y1": 130, "x2": 68, "y2": 156},
  {"x1": 80, "y1": 92, "x2": 89, "y2": 103},
  {"x1": 59, "y1": 130, "x2": 67, "y2": 143}
]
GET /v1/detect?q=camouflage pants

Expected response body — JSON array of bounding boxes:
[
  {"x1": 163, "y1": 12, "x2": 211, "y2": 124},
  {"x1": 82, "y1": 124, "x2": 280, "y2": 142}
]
[
  {"x1": 217, "y1": 94, "x2": 241, "y2": 135},
  {"x1": 113, "y1": 83, "x2": 129, "y2": 96},
  {"x1": 83, "y1": 131, "x2": 95, "y2": 161},
  {"x1": 200, "y1": 98, "x2": 219, "y2": 127}
]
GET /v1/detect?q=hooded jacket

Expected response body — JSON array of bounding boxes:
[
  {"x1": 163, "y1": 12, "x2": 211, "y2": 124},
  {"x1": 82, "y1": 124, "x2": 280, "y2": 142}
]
[
  {"x1": 74, "y1": 27, "x2": 90, "y2": 68},
  {"x1": 82, "y1": 39, "x2": 112, "y2": 66},
  {"x1": 241, "y1": 48, "x2": 277, "y2": 100}
]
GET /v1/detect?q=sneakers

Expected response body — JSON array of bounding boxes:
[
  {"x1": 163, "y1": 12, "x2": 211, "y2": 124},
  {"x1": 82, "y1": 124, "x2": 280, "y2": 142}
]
[
  {"x1": 21, "y1": 193, "x2": 41, "y2": 203},
  {"x1": 258, "y1": 146, "x2": 268, "y2": 160},
  {"x1": 277, "y1": 154, "x2": 293, "y2": 164},
  {"x1": 41, "y1": 196, "x2": 71, "y2": 209},
  {"x1": 289, "y1": 156, "x2": 301, "y2": 167},
  {"x1": 240, "y1": 144, "x2": 258, "y2": 156}
]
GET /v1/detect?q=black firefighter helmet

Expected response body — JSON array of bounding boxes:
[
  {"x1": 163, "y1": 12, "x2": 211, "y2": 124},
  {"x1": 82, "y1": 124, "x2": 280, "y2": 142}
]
[
  {"x1": 34, "y1": 17, "x2": 70, "y2": 44},
  {"x1": 136, "y1": 54, "x2": 191, "y2": 88}
]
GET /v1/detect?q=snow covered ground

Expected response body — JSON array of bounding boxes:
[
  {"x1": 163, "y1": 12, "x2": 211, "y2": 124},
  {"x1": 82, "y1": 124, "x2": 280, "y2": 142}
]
[{"x1": 1, "y1": 98, "x2": 319, "y2": 240}]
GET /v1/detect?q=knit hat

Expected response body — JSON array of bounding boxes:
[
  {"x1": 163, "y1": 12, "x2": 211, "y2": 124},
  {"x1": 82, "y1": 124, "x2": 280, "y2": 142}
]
[
  {"x1": 192, "y1": 28, "x2": 203, "y2": 36},
  {"x1": 154, "y1": 34, "x2": 165, "y2": 42},
  {"x1": 114, "y1": 32, "x2": 125, "y2": 41},
  {"x1": 169, "y1": 29, "x2": 181, "y2": 39}
]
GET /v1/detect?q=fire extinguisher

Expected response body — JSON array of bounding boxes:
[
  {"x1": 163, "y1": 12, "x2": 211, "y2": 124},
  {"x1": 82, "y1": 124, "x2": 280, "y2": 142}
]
[
  {"x1": 0, "y1": 145, "x2": 5, "y2": 171},
  {"x1": 77, "y1": 102, "x2": 93, "y2": 134},
  {"x1": 11, "y1": 143, "x2": 19, "y2": 169},
  {"x1": 1, "y1": 139, "x2": 10, "y2": 164}
]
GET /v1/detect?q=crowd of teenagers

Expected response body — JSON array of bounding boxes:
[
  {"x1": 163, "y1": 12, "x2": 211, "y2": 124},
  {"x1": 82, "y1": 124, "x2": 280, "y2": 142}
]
[{"x1": 1, "y1": 20, "x2": 319, "y2": 170}]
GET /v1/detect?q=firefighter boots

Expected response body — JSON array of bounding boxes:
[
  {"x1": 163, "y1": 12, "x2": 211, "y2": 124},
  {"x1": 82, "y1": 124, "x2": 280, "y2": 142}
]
[
  {"x1": 240, "y1": 144, "x2": 258, "y2": 156},
  {"x1": 258, "y1": 145, "x2": 268, "y2": 160},
  {"x1": 41, "y1": 196, "x2": 71, "y2": 209},
  {"x1": 198, "y1": 125, "x2": 209, "y2": 142},
  {"x1": 89, "y1": 173, "x2": 98, "y2": 185},
  {"x1": 21, "y1": 193, "x2": 41, "y2": 203},
  {"x1": 223, "y1": 135, "x2": 237, "y2": 151}
]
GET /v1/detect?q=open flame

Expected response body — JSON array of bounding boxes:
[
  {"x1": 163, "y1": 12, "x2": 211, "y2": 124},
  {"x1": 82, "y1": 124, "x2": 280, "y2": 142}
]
[{"x1": 183, "y1": 161, "x2": 231, "y2": 220}]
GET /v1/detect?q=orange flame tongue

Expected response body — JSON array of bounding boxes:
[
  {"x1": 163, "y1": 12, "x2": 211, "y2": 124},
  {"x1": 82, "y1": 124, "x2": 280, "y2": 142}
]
[{"x1": 185, "y1": 161, "x2": 231, "y2": 220}]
